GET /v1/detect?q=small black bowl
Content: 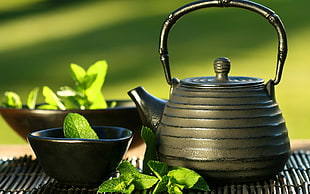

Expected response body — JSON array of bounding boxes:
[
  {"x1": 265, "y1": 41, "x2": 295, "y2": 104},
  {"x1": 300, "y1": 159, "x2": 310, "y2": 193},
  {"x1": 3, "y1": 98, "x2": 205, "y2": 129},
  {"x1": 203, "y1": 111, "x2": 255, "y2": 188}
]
[{"x1": 27, "y1": 126, "x2": 132, "y2": 187}]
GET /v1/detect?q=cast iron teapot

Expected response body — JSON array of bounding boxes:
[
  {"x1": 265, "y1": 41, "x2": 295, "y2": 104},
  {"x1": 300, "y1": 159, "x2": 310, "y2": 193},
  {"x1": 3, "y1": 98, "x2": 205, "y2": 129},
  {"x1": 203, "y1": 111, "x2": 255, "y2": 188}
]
[{"x1": 128, "y1": 0, "x2": 290, "y2": 183}]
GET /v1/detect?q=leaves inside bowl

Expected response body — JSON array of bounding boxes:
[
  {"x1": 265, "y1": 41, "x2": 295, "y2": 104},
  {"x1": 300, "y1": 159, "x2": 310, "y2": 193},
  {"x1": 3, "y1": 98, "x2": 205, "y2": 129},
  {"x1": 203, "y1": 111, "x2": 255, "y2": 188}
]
[
  {"x1": 63, "y1": 113, "x2": 99, "y2": 139},
  {"x1": 2, "y1": 60, "x2": 113, "y2": 110}
]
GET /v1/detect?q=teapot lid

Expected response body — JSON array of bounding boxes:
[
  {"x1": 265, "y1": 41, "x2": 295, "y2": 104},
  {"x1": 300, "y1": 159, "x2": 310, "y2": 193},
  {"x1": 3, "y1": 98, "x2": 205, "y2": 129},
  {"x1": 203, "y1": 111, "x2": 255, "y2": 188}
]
[{"x1": 181, "y1": 57, "x2": 264, "y2": 87}]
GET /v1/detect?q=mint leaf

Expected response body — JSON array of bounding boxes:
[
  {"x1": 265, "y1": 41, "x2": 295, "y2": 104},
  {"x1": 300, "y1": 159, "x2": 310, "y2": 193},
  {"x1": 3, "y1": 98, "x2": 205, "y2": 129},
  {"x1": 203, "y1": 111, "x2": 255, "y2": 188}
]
[
  {"x1": 85, "y1": 60, "x2": 108, "y2": 109},
  {"x1": 167, "y1": 167, "x2": 202, "y2": 189},
  {"x1": 57, "y1": 86, "x2": 86, "y2": 109},
  {"x1": 167, "y1": 184, "x2": 183, "y2": 194},
  {"x1": 153, "y1": 175, "x2": 169, "y2": 194},
  {"x1": 70, "y1": 61, "x2": 108, "y2": 109},
  {"x1": 61, "y1": 96, "x2": 82, "y2": 110},
  {"x1": 70, "y1": 63, "x2": 95, "y2": 109},
  {"x1": 81, "y1": 74, "x2": 97, "y2": 90},
  {"x1": 99, "y1": 161, "x2": 158, "y2": 193},
  {"x1": 117, "y1": 161, "x2": 158, "y2": 190},
  {"x1": 167, "y1": 176, "x2": 184, "y2": 194},
  {"x1": 41, "y1": 86, "x2": 66, "y2": 110},
  {"x1": 191, "y1": 177, "x2": 210, "y2": 191},
  {"x1": 70, "y1": 63, "x2": 86, "y2": 85},
  {"x1": 117, "y1": 160, "x2": 140, "y2": 176},
  {"x1": 86, "y1": 60, "x2": 107, "y2": 91},
  {"x1": 148, "y1": 160, "x2": 209, "y2": 193},
  {"x1": 2, "y1": 91, "x2": 22, "y2": 108},
  {"x1": 147, "y1": 160, "x2": 168, "y2": 179},
  {"x1": 141, "y1": 126, "x2": 158, "y2": 174},
  {"x1": 114, "y1": 179, "x2": 135, "y2": 194},
  {"x1": 98, "y1": 175, "x2": 135, "y2": 194},
  {"x1": 27, "y1": 87, "x2": 39, "y2": 109},
  {"x1": 133, "y1": 172, "x2": 158, "y2": 190},
  {"x1": 167, "y1": 167, "x2": 209, "y2": 191},
  {"x1": 63, "y1": 113, "x2": 99, "y2": 139}
]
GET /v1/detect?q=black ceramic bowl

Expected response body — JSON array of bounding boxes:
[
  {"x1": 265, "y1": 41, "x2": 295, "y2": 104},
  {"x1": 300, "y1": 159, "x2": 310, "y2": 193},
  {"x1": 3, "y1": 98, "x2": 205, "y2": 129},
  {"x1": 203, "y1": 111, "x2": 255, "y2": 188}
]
[
  {"x1": 0, "y1": 100, "x2": 142, "y2": 149},
  {"x1": 27, "y1": 126, "x2": 133, "y2": 187}
]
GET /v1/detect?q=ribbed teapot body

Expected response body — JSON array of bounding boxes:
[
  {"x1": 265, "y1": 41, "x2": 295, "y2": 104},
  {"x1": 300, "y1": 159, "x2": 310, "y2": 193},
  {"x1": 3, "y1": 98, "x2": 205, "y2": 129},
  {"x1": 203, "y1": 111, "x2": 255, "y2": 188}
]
[{"x1": 157, "y1": 82, "x2": 290, "y2": 183}]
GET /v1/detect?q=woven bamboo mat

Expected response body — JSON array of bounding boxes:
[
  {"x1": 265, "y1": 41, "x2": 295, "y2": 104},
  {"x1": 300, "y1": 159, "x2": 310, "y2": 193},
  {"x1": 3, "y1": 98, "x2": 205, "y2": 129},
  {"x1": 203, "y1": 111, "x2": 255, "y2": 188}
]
[{"x1": 0, "y1": 151, "x2": 310, "y2": 193}]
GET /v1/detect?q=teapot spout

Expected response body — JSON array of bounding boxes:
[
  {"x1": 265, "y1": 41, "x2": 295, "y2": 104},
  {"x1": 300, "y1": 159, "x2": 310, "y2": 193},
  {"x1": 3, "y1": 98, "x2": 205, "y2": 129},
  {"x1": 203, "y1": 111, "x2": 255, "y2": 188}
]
[{"x1": 128, "y1": 86, "x2": 166, "y2": 133}]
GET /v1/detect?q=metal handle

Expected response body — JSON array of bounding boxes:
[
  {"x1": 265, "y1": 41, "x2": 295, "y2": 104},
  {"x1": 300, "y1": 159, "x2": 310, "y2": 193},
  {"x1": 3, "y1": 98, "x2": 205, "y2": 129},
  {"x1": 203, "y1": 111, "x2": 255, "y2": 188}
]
[{"x1": 159, "y1": 0, "x2": 287, "y2": 85}]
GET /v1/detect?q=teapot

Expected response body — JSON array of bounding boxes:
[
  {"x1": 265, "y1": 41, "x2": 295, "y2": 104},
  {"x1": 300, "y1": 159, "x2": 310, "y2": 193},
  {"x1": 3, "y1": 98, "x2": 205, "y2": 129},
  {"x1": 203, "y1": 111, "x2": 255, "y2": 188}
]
[{"x1": 128, "y1": 0, "x2": 290, "y2": 183}]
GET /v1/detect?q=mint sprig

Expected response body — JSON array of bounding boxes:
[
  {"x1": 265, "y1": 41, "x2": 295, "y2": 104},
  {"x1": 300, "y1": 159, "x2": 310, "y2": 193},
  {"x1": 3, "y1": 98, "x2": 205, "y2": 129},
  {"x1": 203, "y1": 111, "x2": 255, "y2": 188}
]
[
  {"x1": 1, "y1": 60, "x2": 112, "y2": 110},
  {"x1": 2, "y1": 91, "x2": 22, "y2": 109},
  {"x1": 98, "y1": 126, "x2": 210, "y2": 194},
  {"x1": 98, "y1": 160, "x2": 210, "y2": 194},
  {"x1": 98, "y1": 161, "x2": 157, "y2": 193}
]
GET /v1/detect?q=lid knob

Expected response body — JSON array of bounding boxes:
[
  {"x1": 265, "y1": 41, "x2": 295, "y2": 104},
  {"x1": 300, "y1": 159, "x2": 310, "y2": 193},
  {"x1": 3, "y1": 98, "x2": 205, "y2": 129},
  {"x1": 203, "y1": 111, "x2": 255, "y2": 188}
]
[{"x1": 214, "y1": 57, "x2": 230, "y2": 82}]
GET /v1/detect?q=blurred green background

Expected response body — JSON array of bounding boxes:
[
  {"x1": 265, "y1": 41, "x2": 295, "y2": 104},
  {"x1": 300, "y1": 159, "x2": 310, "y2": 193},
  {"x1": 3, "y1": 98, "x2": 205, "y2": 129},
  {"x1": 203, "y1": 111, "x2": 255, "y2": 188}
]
[{"x1": 0, "y1": 0, "x2": 309, "y2": 144}]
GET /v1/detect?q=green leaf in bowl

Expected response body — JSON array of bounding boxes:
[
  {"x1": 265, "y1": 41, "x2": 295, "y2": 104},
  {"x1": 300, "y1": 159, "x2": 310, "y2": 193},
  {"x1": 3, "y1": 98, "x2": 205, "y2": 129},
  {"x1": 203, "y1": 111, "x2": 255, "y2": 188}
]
[{"x1": 63, "y1": 113, "x2": 99, "y2": 139}]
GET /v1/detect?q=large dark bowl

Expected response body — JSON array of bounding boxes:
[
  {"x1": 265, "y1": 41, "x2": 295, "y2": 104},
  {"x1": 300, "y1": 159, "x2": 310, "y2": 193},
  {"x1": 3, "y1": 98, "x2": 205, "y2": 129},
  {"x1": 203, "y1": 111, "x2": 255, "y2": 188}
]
[
  {"x1": 27, "y1": 126, "x2": 132, "y2": 187},
  {"x1": 0, "y1": 100, "x2": 142, "y2": 149}
]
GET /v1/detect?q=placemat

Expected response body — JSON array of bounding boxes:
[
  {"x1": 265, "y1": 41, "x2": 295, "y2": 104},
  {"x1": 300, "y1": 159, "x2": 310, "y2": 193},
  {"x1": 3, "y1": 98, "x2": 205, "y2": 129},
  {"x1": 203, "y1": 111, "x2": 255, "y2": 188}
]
[{"x1": 0, "y1": 151, "x2": 309, "y2": 193}]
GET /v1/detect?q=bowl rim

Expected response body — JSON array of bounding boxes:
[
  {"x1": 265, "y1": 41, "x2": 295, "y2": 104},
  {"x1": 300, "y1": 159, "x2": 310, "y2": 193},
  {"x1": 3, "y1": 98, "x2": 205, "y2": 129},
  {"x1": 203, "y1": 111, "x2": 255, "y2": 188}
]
[{"x1": 27, "y1": 126, "x2": 133, "y2": 143}]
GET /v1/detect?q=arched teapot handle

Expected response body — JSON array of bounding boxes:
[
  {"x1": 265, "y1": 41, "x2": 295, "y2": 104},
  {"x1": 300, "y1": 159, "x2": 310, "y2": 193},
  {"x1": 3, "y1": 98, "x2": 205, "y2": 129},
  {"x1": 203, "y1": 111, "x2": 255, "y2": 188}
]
[{"x1": 159, "y1": 0, "x2": 287, "y2": 86}]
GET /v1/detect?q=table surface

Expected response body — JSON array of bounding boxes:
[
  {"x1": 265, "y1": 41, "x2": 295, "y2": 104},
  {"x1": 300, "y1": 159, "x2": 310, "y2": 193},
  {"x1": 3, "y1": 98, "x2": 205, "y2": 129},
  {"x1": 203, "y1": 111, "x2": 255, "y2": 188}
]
[{"x1": 0, "y1": 139, "x2": 309, "y2": 159}]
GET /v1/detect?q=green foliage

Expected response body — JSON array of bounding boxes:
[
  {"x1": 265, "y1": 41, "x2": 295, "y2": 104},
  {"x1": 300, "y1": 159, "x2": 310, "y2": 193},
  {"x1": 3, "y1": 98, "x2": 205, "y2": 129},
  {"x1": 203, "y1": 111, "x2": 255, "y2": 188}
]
[
  {"x1": 99, "y1": 175, "x2": 135, "y2": 194},
  {"x1": 141, "y1": 126, "x2": 158, "y2": 174},
  {"x1": 27, "y1": 87, "x2": 39, "y2": 109},
  {"x1": 39, "y1": 86, "x2": 66, "y2": 110},
  {"x1": 98, "y1": 160, "x2": 209, "y2": 194},
  {"x1": 2, "y1": 91, "x2": 22, "y2": 109},
  {"x1": 167, "y1": 167, "x2": 203, "y2": 189},
  {"x1": 70, "y1": 61, "x2": 108, "y2": 109},
  {"x1": 98, "y1": 126, "x2": 210, "y2": 194},
  {"x1": 149, "y1": 160, "x2": 210, "y2": 194},
  {"x1": 1, "y1": 60, "x2": 111, "y2": 110},
  {"x1": 148, "y1": 160, "x2": 168, "y2": 179},
  {"x1": 98, "y1": 161, "x2": 157, "y2": 194},
  {"x1": 63, "y1": 113, "x2": 99, "y2": 139}
]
